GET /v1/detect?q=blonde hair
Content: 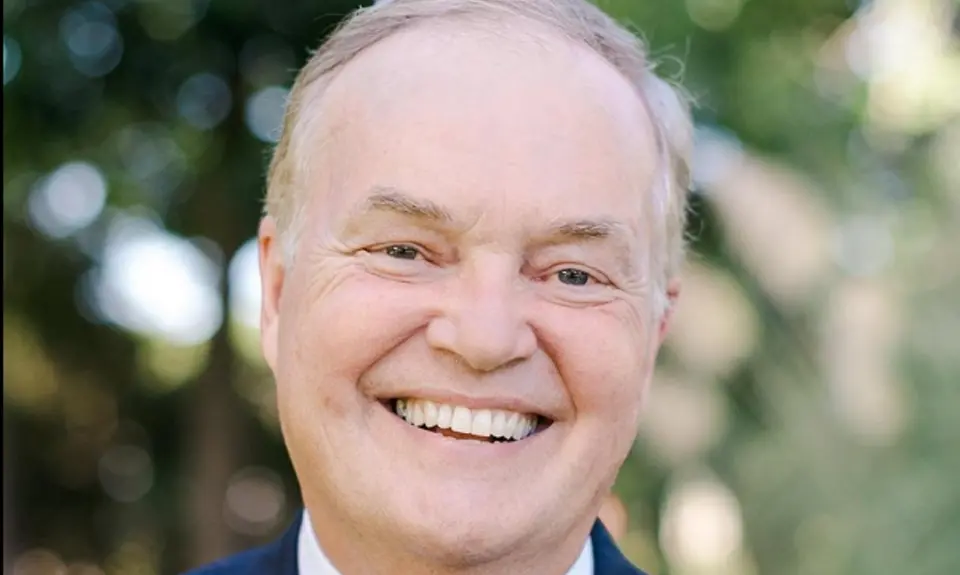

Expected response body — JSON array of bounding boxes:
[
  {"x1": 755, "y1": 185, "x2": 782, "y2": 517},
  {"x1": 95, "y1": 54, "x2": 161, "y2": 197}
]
[{"x1": 266, "y1": 0, "x2": 693, "y2": 313}]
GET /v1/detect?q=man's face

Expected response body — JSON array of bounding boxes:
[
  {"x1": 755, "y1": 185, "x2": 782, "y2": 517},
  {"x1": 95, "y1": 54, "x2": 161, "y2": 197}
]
[{"x1": 260, "y1": 23, "x2": 666, "y2": 565}]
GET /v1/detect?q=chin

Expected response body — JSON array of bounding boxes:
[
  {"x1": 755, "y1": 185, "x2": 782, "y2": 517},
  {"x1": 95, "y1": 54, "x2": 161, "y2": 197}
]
[
  {"x1": 393, "y1": 506, "x2": 532, "y2": 567},
  {"x1": 383, "y1": 475, "x2": 558, "y2": 562}
]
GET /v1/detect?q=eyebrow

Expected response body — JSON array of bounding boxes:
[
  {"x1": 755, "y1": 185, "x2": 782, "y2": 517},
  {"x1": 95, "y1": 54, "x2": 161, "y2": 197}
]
[
  {"x1": 544, "y1": 218, "x2": 626, "y2": 242},
  {"x1": 538, "y1": 217, "x2": 636, "y2": 274},
  {"x1": 357, "y1": 187, "x2": 453, "y2": 222}
]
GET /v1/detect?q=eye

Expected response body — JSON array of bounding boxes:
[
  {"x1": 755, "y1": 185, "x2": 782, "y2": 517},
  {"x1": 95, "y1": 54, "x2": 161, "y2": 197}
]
[
  {"x1": 555, "y1": 268, "x2": 594, "y2": 286},
  {"x1": 381, "y1": 244, "x2": 423, "y2": 260}
]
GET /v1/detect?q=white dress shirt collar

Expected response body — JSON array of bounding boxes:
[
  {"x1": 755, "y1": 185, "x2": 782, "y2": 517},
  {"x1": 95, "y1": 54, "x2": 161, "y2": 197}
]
[{"x1": 298, "y1": 510, "x2": 594, "y2": 575}]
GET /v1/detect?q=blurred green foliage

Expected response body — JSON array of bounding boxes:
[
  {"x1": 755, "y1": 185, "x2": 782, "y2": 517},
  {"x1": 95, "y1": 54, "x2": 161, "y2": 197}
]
[{"x1": 4, "y1": 0, "x2": 959, "y2": 574}]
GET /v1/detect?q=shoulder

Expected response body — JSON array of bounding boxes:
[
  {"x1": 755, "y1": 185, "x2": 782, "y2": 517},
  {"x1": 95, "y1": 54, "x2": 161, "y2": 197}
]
[{"x1": 181, "y1": 512, "x2": 302, "y2": 575}]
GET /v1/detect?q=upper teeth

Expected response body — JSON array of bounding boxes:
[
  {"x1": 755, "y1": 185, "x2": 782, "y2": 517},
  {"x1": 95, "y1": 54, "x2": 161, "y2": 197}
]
[{"x1": 395, "y1": 398, "x2": 538, "y2": 441}]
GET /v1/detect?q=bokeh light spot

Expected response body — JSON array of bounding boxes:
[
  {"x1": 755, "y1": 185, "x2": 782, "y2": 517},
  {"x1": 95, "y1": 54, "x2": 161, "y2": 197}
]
[
  {"x1": 88, "y1": 214, "x2": 223, "y2": 345},
  {"x1": 244, "y1": 86, "x2": 289, "y2": 143},
  {"x1": 176, "y1": 72, "x2": 233, "y2": 130},
  {"x1": 660, "y1": 475, "x2": 744, "y2": 570},
  {"x1": 685, "y1": 0, "x2": 745, "y2": 31},
  {"x1": 238, "y1": 35, "x2": 296, "y2": 87},
  {"x1": 224, "y1": 467, "x2": 287, "y2": 536},
  {"x1": 12, "y1": 549, "x2": 67, "y2": 575},
  {"x1": 27, "y1": 161, "x2": 107, "y2": 239},
  {"x1": 59, "y1": 2, "x2": 124, "y2": 77},
  {"x1": 98, "y1": 444, "x2": 154, "y2": 503},
  {"x1": 228, "y1": 237, "x2": 262, "y2": 330},
  {"x1": 3, "y1": 35, "x2": 22, "y2": 85}
]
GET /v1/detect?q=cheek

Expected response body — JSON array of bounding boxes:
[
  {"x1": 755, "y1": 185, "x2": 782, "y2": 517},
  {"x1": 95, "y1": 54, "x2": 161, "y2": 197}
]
[
  {"x1": 541, "y1": 303, "x2": 654, "y2": 418},
  {"x1": 277, "y1": 267, "x2": 441, "y2": 407}
]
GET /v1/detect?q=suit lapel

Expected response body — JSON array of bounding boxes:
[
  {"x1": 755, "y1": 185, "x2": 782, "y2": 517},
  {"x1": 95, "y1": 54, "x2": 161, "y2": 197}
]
[
  {"x1": 271, "y1": 510, "x2": 302, "y2": 575},
  {"x1": 590, "y1": 520, "x2": 647, "y2": 575}
]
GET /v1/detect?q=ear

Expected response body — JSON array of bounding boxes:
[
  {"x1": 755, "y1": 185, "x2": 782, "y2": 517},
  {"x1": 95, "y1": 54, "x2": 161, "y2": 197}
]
[
  {"x1": 657, "y1": 278, "x2": 681, "y2": 344},
  {"x1": 258, "y1": 216, "x2": 285, "y2": 374}
]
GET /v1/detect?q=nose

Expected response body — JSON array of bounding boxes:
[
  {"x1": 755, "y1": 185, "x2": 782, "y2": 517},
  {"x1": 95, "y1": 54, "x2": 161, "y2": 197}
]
[{"x1": 426, "y1": 254, "x2": 537, "y2": 372}]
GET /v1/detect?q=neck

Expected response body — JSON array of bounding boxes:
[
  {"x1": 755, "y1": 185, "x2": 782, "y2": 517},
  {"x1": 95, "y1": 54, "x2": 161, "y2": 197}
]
[{"x1": 304, "y1": 504, "x2": 595, "y2": 575}]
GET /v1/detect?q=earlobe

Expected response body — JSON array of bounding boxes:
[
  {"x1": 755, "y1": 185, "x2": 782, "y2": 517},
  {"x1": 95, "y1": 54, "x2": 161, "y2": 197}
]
[
  {"x1": 258, "y1": 216, "x2": 285, "y2": 373},
  {"x1": 657, "y1": 278, "x2": 681, "y2": 343}
]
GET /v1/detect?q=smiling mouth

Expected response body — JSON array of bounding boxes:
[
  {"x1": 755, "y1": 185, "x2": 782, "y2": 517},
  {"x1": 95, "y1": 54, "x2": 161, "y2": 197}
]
[{"x1": 385, "y1": 398, "x2": 548, "y2": 443}]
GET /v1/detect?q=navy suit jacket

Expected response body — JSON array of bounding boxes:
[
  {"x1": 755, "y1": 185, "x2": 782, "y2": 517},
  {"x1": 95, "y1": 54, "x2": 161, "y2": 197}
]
[{"x1": 184, "y1": 511, "x2": 648, "y2": 575}]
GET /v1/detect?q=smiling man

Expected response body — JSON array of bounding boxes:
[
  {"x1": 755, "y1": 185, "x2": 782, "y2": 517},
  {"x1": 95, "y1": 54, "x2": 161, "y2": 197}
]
[{"x1": 187, "y1": 0, "x2": 692, "y2": 574}]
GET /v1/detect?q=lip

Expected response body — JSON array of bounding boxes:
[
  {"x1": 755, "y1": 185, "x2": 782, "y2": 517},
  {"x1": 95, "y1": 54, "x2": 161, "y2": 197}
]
[
  {"x1": 371, "y1": 399, "x2": 553, "y2": 461},
  {"x1": 373, "y1": 388, "x2": 554, "y2": 420}
]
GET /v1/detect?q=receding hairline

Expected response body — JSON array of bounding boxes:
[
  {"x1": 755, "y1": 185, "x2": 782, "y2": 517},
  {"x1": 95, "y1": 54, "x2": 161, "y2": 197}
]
[
  {"x1": 295, "y1": 14, "x2": 661, "y2": 177},
  {"x1": 271, "y1": 1, "x2": 679, "y2": 211}
]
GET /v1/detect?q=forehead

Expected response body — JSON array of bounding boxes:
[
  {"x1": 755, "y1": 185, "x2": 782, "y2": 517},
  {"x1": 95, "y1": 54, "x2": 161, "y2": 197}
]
[{"x1": 307, "y1": 19, "x2": 659, "y2": 232}]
